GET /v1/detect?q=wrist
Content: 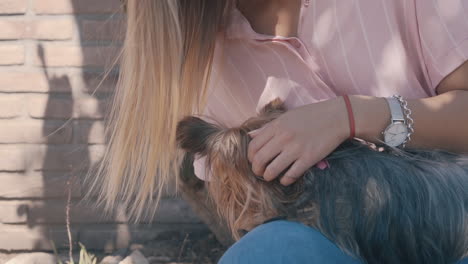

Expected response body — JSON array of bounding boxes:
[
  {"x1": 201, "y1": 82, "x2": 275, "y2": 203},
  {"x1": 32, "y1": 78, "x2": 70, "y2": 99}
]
[
  {"x1": 347, "y1": 95, "x2": 391, "y2": 143},
  {"x1": 330, "y1": 96, "x2": 352, "y2": 142}
]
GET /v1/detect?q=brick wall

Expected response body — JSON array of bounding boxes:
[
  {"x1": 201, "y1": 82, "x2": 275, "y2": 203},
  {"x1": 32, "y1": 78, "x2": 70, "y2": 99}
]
[{"x1": 0, "y1": 0, "x2": 203, "y2": 251}]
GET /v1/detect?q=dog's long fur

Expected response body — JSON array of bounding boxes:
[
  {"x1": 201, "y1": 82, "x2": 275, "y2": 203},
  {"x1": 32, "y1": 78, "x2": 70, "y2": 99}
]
[{"x1": 176, "y1": 98, "x2": 468, "y2": 264}]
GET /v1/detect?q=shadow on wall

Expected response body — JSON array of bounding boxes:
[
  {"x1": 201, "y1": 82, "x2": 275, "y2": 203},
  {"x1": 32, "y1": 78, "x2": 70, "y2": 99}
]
[
  {"x1": 22, "y1": 1, "x2": 126, "y2": 251},
  {"x1": 1, "y1": 0, "x2": 208, "y2": 254}
]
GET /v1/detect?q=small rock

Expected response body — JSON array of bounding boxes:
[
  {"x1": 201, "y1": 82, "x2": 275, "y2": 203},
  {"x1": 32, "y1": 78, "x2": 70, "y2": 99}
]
[
  {"x1": 118, "y1": 250, "x2": 149, "y2": 264},
  {"x1": 129, "y1": 243, "x2": 144, "y2": 251},
  {"x1": 100, "y1": 255, "x2": 123, "y2": 264},
  {"x1": 5, "y1": 253, "x2": 57, "y2": 264}
]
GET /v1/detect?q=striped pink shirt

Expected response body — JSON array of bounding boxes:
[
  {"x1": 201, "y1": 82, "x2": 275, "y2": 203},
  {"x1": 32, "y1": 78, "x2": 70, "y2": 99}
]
[{"x1": 193, "y1": 0, "x2": 468, "y2": 181}]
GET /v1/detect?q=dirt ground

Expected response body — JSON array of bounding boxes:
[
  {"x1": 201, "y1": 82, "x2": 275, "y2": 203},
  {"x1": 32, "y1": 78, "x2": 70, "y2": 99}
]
[
  {"x1": 133, "y1": 228, "x2": 228, "y2": 264},
  {"x1": 0, "y1": 229, "x2": 228, "y2": 264}
]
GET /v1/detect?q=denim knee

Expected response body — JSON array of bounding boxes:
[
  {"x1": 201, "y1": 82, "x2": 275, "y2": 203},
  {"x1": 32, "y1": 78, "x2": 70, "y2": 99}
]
[{"x1": 218, "y1": 220, "x2": 361, "y2": 264}]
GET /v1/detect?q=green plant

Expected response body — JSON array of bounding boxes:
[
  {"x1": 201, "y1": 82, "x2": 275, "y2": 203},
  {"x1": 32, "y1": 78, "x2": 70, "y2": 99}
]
[
  {"x1": 51, "y1": 240, "x2": 97, "y2": 264},
  {"x1": 50, "y1": 240, "x2": 63, "y2": 264},
  {"x1": 75, "y1": 242, "x2": 97, "y2": 264}
]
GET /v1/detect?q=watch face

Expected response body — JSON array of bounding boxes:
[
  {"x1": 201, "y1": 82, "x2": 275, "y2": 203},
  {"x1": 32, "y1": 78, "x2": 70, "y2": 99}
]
[{"x1": 384, "y1": 123, "x2": 408, "y2": 147}]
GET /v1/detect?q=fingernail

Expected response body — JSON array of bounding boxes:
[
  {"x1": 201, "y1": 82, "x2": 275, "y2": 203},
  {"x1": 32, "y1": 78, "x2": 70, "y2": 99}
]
[
  {"x1": 248, "y1": 129, "x2": 258, "y2": 135},
  {"x1": 248, "y1": 126, "x2": 265, "y2": 135}
]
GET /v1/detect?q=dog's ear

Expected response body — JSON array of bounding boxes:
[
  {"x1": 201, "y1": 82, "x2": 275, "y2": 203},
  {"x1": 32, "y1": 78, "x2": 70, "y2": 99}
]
[
  {"x1": 259, "y1": 97, "x2": 286, "y2": 115},
  {"x1": 176, "y1": 116, "x2": 221, "y2": 154}
]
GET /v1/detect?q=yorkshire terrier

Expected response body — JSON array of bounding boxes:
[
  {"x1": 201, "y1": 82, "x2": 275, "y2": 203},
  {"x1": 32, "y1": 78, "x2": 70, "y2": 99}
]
[{"x1": 176, "y1": 98, "x2": 468, "y2": 264}]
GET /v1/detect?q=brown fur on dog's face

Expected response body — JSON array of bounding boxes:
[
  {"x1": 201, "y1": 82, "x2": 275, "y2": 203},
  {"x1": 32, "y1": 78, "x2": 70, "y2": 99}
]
[{"x1": 176, "y1": 98, "x2": 304, "y2": 239}]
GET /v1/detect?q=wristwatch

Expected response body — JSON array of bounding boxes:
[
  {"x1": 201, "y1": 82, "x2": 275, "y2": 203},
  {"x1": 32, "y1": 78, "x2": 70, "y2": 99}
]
[{"x1": 382, "y1": 96, "x2": 408, "y2": 147}]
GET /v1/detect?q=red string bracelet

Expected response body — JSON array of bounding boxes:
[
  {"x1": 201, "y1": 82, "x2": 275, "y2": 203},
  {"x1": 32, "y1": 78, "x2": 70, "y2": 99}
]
[{"x1": 342, "y1": 95, "x2": 355, "y2": 139}]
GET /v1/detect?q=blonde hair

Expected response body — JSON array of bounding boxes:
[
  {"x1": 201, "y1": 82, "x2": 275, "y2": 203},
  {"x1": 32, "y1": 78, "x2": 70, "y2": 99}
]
[{"x1": 84, "y1": 0, "x2": 234, "y2": 221}]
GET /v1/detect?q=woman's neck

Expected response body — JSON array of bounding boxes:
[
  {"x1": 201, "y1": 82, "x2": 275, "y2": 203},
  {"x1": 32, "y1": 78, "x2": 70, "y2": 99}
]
[{"x1": 236, "y1": 0, "x2": 302, "y2": 38}]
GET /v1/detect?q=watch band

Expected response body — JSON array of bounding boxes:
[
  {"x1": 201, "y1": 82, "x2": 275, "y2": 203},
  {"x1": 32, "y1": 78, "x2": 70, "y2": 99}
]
[
  {"x1": 393, "y1": 95, "x2": 415, "y2": 148},
  {"x1": 385, "y1": 97, "x2": 405, "y2": 123}
]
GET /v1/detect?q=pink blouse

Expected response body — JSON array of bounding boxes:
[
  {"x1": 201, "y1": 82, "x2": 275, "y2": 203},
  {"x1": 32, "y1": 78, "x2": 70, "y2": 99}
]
[{"x1": 193, "y1": 0, "x2": 468, "y2": 181}]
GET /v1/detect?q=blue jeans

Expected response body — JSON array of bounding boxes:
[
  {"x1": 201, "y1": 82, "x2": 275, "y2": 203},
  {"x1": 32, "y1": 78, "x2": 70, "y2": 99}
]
[{"x1": 218, "y1": 219, "x2": 468, "y2": 264}]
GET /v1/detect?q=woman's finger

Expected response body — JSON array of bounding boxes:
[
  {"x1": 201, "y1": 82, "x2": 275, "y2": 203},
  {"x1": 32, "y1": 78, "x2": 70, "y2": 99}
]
[
  {"x1": 280, "y1": 158, "x2": 311, "y2": 186},
  {"x1": 279, "y1": 175, "x2": 297, "y2": 186},
  {"x1": 247, "y1": 126, "x2": 265, "y2": 137},
  {"x1": 263, "y1": 149, "x2": 297, "y2": 181},
  {"x1": 247, "y1": 125, "x2": 274, "y2": 162},
  {"x1": 250, "y1": 134, "x2": 284, "y2": 176}
]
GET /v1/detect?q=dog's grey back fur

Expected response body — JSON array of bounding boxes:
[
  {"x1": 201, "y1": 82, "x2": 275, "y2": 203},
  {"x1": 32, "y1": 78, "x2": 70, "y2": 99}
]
[{"x1": 286, "y1": 139, "x2": 468, "y2": 264}]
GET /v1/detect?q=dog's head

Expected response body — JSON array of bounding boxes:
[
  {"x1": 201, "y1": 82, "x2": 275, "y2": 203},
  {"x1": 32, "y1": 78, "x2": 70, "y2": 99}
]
[{"x1": 176, "y1": 98, "x2": 304, "y2": 239}]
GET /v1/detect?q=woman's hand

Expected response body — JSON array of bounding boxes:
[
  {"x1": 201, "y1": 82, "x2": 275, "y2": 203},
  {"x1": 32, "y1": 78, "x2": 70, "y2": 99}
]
[{"x1": 247, "y1": 96, "x2": 350, "y2": 186}]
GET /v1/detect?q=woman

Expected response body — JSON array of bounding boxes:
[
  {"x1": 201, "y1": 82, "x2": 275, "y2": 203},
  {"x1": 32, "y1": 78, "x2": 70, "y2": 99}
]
[{"x1": 87, "y1": 0, "x2": 468, "y2": 263}]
